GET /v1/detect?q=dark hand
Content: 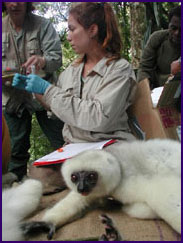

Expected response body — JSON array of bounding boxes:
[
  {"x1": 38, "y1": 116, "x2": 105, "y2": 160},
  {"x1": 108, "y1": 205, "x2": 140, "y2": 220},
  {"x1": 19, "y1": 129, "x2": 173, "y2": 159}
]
[
  {"x1": 99, "y1": 214, "x2": 123, "y2": 241},
  {"x1": 22, "y1": 55, "x2": 46, "y2": 74},
  {"x1": 21, "y1": 221, "x2": 56, "y2": 240},
  {"x1": 171, "y1": 60, "x2": 181, "y2": 75}
]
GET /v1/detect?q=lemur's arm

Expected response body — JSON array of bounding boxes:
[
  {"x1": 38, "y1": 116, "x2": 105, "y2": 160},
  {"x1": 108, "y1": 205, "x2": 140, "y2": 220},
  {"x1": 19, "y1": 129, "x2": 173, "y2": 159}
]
[
  {"x1": 22, "y1": 191, "x2": 93, "y2": 240},
  {"x1": 43, "y1": 191, "x2": 91, "y2": 226}
]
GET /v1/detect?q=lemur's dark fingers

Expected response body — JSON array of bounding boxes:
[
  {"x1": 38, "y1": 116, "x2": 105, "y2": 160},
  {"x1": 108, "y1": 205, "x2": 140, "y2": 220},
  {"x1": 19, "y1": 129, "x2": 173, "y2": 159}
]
[
  {"x1": 100, "y1": 214, "x2": 112, "y2": 224},
  {"x1": 47, "y1": 224, "x2": 56, "y2": 240},
  {"x1": 105, "y1": 227, "x2": 119, "y2": 241},
  {"x1": 21, "y1": 221, "x2": 56, "y2": 240},
  {"x1": 99, "y1": 214, "x2": 123, "y2": 241},
  {"x1": 98, "y1": 234, "x2": 108, "y2": 241},
  {"x1": 100, "y1": 214, "x2": 113, "y2": 227}
]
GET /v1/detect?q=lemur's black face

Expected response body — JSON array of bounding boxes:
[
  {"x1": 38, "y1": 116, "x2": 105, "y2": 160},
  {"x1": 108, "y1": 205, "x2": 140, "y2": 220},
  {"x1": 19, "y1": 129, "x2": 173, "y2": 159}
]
[{"x1": 71, "y1": 171, "x2": 98, "y2": 196}]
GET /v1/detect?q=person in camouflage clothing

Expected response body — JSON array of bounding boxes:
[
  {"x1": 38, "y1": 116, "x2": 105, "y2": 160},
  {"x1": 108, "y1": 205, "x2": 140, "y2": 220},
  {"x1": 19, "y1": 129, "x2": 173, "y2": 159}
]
[{"x1": 137, "y1": 6, "x2": 181, "y2": 89}]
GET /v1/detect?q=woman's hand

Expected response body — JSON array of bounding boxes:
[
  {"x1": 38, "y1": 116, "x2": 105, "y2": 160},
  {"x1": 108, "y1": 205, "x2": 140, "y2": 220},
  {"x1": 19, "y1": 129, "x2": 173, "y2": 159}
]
[
  {"x1": 12, "y1": 73, "x2": 51, "y2": 94},
  {"x1": 25, "y1": 74, "x2": 50, "y2": 94},
  {"x1": 12, "y1": 73, "x2": 27, "y2": 90}
]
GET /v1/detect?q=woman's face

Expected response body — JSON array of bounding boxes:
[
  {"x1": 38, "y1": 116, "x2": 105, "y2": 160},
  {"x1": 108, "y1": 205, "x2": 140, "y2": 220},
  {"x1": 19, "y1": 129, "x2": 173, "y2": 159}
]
[
  {"x1": 67, "y1": 14, "x2": 92, "y2": 54},
  {"x1": 5, "y1": 2, "x2": 27, "y2": 19}
]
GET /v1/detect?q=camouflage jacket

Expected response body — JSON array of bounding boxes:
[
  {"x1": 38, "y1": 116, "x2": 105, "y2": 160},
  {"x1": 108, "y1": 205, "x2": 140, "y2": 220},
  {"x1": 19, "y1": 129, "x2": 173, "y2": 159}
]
[{"x1": 137, "y1": 30, "x2": 181, "y2": 89}]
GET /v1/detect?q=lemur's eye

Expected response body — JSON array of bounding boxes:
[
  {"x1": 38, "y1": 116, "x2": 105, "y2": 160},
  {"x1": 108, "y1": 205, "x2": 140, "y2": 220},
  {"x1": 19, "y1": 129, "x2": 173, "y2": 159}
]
[
  {"x1": 71, "y1": 174, "x2": 78, "y2": 182},
  {"x1": 89, "y1": 172, "x2": 97, "y2": 180},
  {"x1": 89, "y1": 173, "x2": 95, "y2": 179}
]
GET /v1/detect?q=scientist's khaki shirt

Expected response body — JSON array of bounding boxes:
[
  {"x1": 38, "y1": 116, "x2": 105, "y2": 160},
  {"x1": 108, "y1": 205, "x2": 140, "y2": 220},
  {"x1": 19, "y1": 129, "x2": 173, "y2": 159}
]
[{"x1": 44, "y1": 57, "x2": 137, "y2": 143}]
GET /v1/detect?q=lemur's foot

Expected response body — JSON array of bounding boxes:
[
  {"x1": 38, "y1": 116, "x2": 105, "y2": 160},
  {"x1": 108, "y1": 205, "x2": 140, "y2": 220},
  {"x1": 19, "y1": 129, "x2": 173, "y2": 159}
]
[
  {"x1": 21, "y1": 221, "x2": 56, "y2": 240},
  {"x1": 99, "y1": 214, "x2": 123, "y2": 241}
]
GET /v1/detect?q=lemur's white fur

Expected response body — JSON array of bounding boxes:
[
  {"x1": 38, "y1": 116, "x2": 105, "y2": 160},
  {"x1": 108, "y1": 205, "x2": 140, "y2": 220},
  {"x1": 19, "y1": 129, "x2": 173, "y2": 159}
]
[
  {"x1": 43, "y1": 139, "x2": 181, "y2": 234},
  {"x1": 2, "y1": 179, "x2": 42, "y2": 241}
]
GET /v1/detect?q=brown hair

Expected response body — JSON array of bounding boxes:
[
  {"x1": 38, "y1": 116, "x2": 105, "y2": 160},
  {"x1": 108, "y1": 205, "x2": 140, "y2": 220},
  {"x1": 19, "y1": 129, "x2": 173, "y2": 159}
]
[
  {"x1": 168, "y1": 5, "x2": 181, "y2": 22},
  {"x1": 69, "y1": 2, "x2": 122, "y2": 64},
  {"x1": 2, "y1": 2, "x2": 35, "y2": 13}
]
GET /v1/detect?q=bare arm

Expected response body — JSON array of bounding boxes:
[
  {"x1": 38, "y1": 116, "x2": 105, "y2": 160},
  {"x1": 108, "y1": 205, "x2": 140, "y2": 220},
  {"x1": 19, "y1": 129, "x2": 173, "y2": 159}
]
[
  {"x1": 34, "y1": 94, "x2": 50, "y2": 111},
  {"x1": 130, "y1": 79, "x2": 166, "y2": 139}
]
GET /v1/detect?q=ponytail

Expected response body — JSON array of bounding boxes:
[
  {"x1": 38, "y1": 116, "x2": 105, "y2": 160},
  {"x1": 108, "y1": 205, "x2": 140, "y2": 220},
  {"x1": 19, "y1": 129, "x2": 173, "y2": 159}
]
[{"x1": 102, "y1": 3, "x2": 122, "y2": 64}]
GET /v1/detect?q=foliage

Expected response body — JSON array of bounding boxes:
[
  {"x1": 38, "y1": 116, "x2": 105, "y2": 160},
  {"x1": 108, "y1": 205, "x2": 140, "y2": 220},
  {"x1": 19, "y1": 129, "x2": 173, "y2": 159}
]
[
  {"x1": 35, "y1": 2, "x2": 77, "y2": 72},
  {"x1": 29, "y1": 114, "x2": 53, "y2": 162},
  {"x1": 112, "y1": 2, "x2": 181, "y2": 56},
  {"x1": 59, "y1": 30, "x2": 78, "y2": 72},
  {"x1": 34, "y1": 2, "x2": 70, "y2": 28},
  {"x1": 113, "y1": 2, "x2": 131, "y2": 61},
  {"x1": 142, "y1": 2, "x2": 181, "y2": 47}
]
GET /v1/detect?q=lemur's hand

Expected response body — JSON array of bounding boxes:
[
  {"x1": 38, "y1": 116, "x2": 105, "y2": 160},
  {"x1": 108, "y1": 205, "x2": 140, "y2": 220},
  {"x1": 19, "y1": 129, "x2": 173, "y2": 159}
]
[
  {"x1": 99, "y1": 214, "x2": 123, "y2": 241},
  {"x1": 21, "y1": 221, "x2": 56, "y2": 240}
]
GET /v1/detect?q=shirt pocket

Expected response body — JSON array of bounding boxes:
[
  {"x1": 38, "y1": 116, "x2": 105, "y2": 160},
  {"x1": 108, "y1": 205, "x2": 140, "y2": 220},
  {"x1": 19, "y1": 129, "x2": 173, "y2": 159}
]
[
  {"x1": 61, "y1": 83, "x2": 74, "y2": 95},
  {"x1": 27, "y1": 36, "x2": 41, "y2": 56},
  {"x1": 2, "y1": 33, "x2": 9, "y2": 58}
]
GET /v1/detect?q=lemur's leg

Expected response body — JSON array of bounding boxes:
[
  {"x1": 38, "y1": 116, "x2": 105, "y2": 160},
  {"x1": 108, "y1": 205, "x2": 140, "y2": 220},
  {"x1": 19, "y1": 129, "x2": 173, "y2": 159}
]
[
  {"x1": 145, "y1": 176, "x2": 181, "y2": 234},
  {"x1": 123, "y1": 202, "x2": 158, "y2": 219}
]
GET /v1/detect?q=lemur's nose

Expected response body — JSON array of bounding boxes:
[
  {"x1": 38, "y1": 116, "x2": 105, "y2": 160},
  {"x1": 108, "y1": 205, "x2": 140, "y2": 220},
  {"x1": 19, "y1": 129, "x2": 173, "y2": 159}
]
[{"x1": 77, "y1": 180, "x2": 89, "y2": 193}]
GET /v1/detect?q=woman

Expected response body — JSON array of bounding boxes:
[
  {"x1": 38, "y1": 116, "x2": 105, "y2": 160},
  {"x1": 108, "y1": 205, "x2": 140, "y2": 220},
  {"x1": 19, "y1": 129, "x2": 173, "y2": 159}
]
[{"x1": 13, "y1": 2, "x2": 137, "y2": 144}]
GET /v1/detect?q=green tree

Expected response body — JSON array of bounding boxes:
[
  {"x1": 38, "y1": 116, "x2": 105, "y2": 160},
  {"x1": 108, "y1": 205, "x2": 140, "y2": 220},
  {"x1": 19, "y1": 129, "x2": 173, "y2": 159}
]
[
  {"x1": 29, "y1": 114, "x2": 53, "y2": 162},
  {"x1": 113, "y1": 2, "x2": 131, "y2": 61},
  {"x1": 129, "y1": 3, "x2": 146, "y2": 69},
  {"x1": 142, "y1": 2, "x2": 180, "y2": 47},
  {"x1": 113, "y1": 2, "x2": 181, "y2": 67}
]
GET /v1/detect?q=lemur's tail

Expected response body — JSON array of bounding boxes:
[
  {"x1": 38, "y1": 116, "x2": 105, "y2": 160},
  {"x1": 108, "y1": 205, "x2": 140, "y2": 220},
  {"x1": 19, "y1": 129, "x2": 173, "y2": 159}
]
[{"x1": 2, "y1": 179, "x2": 42, "y2": 241}]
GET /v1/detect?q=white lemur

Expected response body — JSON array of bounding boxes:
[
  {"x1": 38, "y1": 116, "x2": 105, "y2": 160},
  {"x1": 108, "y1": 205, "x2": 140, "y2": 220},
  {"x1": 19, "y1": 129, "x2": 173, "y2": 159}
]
[
  {"x1": 21, "y1": 139, "x2": 181, "y2": 240},
  {"x1": 2, "y1": 179, "x2": 43, "y2": 241}
]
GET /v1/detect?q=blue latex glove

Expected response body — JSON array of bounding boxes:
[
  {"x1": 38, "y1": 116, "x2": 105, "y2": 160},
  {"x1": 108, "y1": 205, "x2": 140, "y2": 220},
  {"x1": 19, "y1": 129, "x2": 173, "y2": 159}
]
[
  {"x1": 12, "y1": 73, "x2": 27, "y2": 90},
  {"x1": 25, "y1": 74, "x2": 51, "y2": 94}
]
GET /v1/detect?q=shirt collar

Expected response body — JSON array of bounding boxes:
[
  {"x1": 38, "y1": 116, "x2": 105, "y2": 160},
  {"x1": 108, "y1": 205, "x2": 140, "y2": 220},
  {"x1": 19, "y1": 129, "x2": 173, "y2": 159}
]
[
  {"x1": 74, "y1": 56, "x2": 109, "y2": 78},
  {"x1": 92, "y1": 56, "x2": 108, "y2": 77}
]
